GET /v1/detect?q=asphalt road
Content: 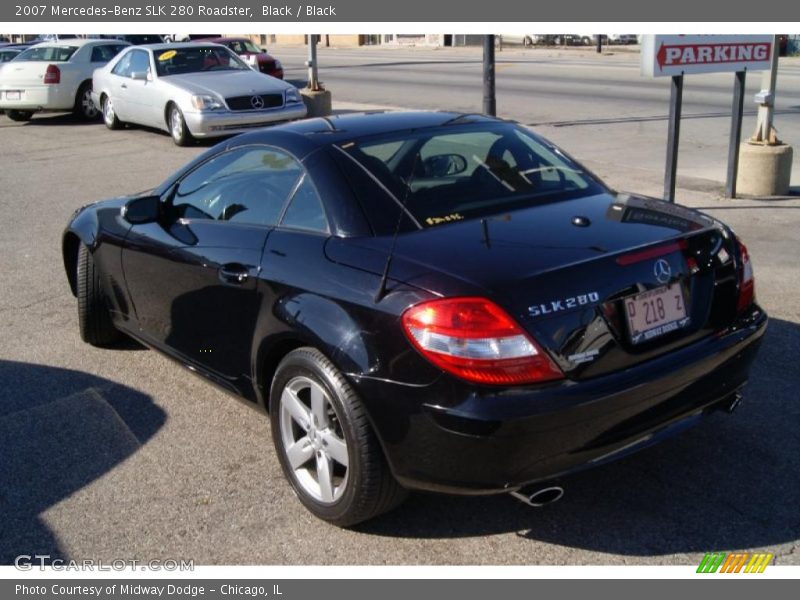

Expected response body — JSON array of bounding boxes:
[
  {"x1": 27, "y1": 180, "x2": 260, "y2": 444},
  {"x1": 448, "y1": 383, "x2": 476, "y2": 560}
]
[{"x1": 1, "y1": 48, "x2": 799, "y2": 566}]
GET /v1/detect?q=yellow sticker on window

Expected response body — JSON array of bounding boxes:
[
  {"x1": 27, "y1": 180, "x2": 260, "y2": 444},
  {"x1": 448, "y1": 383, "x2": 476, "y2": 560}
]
[
  {"x1": 425, "y1": 213, "x2": 464, "y2": 226},
  {"x1": 158, "y1": 50, "x2": 177, "y2": 61}
]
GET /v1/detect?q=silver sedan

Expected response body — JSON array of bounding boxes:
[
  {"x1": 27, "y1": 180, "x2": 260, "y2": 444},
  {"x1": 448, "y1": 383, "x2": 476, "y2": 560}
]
[{"x1": 91, "y1": 43, "x2": 307, "y2": 145}]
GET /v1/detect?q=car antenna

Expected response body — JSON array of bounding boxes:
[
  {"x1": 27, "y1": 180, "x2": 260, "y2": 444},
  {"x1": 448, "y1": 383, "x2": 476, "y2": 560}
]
[{"x1": 374, "y1": 150, "x2": 422, "y2": 304}]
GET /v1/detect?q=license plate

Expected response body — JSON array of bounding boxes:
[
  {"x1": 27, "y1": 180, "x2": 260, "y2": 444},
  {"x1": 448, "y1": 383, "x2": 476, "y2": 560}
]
[
  {"x1": 5, "y1": 90, "x2": 21, "y2": 101},
  {"x1": 624, "y1": 282, "x2": 689, "y2": 344}
]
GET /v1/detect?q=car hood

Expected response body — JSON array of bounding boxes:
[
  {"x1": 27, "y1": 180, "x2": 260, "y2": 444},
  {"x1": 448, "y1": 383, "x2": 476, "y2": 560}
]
[{"x1": 162, "y1": 70, "x2": 290, "y2": 97}]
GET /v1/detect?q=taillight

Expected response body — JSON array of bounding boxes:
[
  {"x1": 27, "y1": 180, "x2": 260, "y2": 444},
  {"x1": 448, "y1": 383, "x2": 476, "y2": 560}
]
[
  {"x1": 401, "y1": 297, "x2": 564, "y2": 385},
  {"x1": 736, "y1": 239, "x2": 755, "y2": 313},
  {"x1": 43, "y1": 64, "x2": 60, "y2": 84}
]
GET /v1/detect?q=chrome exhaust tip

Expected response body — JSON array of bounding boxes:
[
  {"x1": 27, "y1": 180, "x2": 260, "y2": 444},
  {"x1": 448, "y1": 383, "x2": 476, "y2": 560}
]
[
  {"x1": 724, "y1": 391, "x2": 744, "y2": 414},
  {"x1": 510, "y1": 485, "x2": 564, "y2": 507}
]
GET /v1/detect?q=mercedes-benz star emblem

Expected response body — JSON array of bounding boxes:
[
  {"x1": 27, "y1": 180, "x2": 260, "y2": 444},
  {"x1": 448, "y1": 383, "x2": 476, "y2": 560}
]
[
  {"x1": 250, "y1": 95, "x2": 265, "y2": 109},
  {"x1": 654, "y1": 258, "x2": 672, "y2": 284}
]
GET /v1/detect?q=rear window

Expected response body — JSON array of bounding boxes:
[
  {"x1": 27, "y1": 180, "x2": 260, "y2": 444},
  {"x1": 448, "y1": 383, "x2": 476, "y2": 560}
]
[
  {"x1": 339, "y1": 122, "x2": 603, "y2": 229},
  {"x1": 16, "y1": 46, "x2": 78, "y2": 62}
]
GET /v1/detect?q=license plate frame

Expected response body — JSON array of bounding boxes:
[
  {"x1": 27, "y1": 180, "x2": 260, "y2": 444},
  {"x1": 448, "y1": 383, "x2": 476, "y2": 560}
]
[
  {"x1": 5, "y1": 90, "x2": 21, "y2": 101},
  {"x1": 623, "y1": 282, "x2": 690, "y2": 345}
]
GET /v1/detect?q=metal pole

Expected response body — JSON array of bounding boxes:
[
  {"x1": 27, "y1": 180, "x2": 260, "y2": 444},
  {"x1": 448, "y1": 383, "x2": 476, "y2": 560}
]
[
  {"x1": 483, "y1": 34, "x2": 496, "y2": 116},
  {"x1": 663, "y1": 74, "x2": 684, "y2": 203},
  {"x1": 596, "y1": 34, "x2": 602, "y2": 53},
  {"x1": 307, "y1": 34, "x2": 319, "y2": 91},
  {"x1": 752, "y1": 34, "x2": 780, "y2": 143},
  {"x1": 725, "y1": 70, "x2": 747, "y2": 198}
]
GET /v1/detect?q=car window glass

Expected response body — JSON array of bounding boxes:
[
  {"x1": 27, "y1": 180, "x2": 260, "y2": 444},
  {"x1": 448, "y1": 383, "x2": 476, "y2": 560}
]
[
  {"x1": 344, "y1": 123, "x2": 599, "y2": 229},
  {"x1": 173, "y1": 147, "x2": 303, "y2": 226},
  {"x1": 281, "y1": 175, "x2": 328, "y2": 233},
  {"x1": 15, "y1": 46, "x2": 77, "y2": 62},
  {"x1": 111, "y1": 51, "x2": 133, "y2": 76},
  {"x1": 128, "y1": 50, "x2": 151, "y2": 76}
]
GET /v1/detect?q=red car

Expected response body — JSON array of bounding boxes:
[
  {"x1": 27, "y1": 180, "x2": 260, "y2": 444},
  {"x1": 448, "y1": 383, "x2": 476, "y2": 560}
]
[{"x1": 195, "y1": 37, "x2": 284, "y2": 79}]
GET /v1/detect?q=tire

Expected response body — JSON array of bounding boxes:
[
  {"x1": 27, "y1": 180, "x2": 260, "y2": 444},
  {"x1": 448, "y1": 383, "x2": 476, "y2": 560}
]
[
  {"x1": 168, "y1": 104, "x2": 193, "y2": 146},
  {"x1": 102, "y1": 95, "x2": 123, "y2": 130},
  {"x1": 76, "y1": 244, "x2": 120, "y2": 346},
  {"x1": 6, "y1": 109, "x2": 33, "y2": 122},
  {"x1": 73, "y1": 82, "x2": 99, "y2": 121},
  {"x1": 270, "y1": 347, "x2": 407, "y2": 526}
]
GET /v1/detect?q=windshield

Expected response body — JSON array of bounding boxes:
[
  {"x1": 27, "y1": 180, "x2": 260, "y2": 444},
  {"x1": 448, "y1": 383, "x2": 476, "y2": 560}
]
[
  {"x1": 16, "y1": 46, "x2": 78, "y2": 62},
  {"x1": 153, "y1": 46, "x2": 249, "y2": 76},
  {"x1": 341, "y1": 122, "x2": 604, "y2": 228}
]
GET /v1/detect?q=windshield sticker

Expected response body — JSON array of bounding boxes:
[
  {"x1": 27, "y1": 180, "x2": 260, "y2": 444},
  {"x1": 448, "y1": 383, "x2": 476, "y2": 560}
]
[
  {"x1": 425, "y1": 213, "x2": 464, "y2": 227},
  {"x1": 158, "y1": 50, "x2": 177, "y2": 61}
]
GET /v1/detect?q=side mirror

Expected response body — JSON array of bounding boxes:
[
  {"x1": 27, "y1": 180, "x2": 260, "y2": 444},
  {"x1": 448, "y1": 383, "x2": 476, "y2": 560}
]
[
  {"x1": 130, "y1": 70, "x2": 150, "y2": 81},
  {"x1": 122, "y1": 195, "x2": 161, "y2": 224}
]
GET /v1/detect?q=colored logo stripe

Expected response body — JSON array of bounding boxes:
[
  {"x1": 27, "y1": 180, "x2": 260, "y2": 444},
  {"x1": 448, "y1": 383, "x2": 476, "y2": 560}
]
[{"x1": 697, "y1": 552, "x2": 772, "y2": 573}]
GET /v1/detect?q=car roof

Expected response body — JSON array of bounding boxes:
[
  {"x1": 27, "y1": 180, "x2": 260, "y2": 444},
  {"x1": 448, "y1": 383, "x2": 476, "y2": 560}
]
[
  {"x1": 29, "y1": 38, "x2": 125, "y2": 49},
  {"x1": 232, "y1": 111, "x2": 503, "y2": 151}
]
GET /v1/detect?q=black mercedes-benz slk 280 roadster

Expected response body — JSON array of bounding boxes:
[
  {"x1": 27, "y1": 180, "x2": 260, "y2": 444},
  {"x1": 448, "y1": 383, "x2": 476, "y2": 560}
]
[{"x1": 62, "y1": 112, "x2": 767, "y2": 525}]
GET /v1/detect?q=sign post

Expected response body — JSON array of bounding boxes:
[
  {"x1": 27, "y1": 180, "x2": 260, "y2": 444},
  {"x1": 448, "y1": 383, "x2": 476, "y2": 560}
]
[
  {"x1": 726, "y1": 70, "x2": 747, "y2": 198},
  {"x1": 641, "y1": 35, "x2": 773, "y2": 201},
  {"x1": 483, "y1": 34, "x2": 496, "y2": 116},
  {"x1": 663, "y1": 75, "x2": 684, "y2": 203}
]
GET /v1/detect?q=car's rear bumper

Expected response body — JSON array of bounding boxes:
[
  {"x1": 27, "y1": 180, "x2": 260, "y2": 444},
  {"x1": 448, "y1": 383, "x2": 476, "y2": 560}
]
[
  {"x1": 0, "y1": 84, "x2": 74, "y2": 111},
  {"x1": 352, "y1": 307, "x2": 767, "y2": 494},
  {"x1": 183, "y1": 104, "x2": 307, "y2": 138}
]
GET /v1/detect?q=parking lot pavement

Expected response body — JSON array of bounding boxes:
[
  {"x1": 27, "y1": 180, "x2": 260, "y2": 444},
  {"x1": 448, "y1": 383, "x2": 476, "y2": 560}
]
[{"x1": 1, "y1": 109, "x2": 799, "y2": 566}]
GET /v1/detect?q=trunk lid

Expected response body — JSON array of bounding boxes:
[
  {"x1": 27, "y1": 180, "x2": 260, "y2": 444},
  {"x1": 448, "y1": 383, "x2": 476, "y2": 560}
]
[{"x1": 327, "y1": 192, "x2": 741, "y2": 380}]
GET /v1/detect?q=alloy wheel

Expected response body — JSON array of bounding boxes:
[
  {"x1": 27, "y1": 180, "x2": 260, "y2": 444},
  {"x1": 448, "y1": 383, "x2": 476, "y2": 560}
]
[{"x1": 279, "y1": 375, "x2": 349, "y2": 504}]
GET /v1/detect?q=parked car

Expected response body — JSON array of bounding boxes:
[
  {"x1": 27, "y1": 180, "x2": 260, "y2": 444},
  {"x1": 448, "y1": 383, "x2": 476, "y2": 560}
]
[
  {"x1": 62, "y1": 111, "x2": 767, "y2": 526},
  {"x1": 91, "y1": 43, "x2": 306, "y2": 145},
  {"x1": 34, "y1": 35, "x2": 80, "y2": 43},
  {"x1": 194, "y1": 37, "x2": 283, "y2": 79},
  {"x1": 606, "y1": 34, "x2": 638, "y2": 45},
  {"x1": 499, "y1": 34, "x2": 555, "y2": 47},
  {"x1": 0, "y1": 39, "x2": 129, "y2": 121}
]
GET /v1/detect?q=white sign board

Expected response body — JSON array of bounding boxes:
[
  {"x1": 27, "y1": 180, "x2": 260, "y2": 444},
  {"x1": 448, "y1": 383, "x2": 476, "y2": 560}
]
[{"x1": 641, "y1": 35, "x2": 774, "y2": 77}]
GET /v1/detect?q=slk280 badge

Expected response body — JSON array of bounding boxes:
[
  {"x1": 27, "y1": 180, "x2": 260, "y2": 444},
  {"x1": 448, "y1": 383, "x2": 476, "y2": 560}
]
[{"x1": 528, "y1": 291, "x2": 600, "y2": 317}]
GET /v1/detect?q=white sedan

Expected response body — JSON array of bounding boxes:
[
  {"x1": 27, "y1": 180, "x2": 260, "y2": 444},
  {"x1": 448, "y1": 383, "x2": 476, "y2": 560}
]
[
  {"x1": 92, "y1": 43, "x2": 307, "y2": 146},
  {"x1": 0, "y1": 39, "x2": 129, "y2": 122}
]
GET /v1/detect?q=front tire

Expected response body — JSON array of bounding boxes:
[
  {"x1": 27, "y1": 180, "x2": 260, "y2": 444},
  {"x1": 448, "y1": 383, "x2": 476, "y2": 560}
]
[
  {"x1": 6, "y1": 109, "x2": 33, "y2": 122},
  {"x1": 168, "y1": 104, "x2": 193, "y2": 146},
  {"x1": 76, "y1": 244, "x2": 120, "y2": 346},
  {"x1": 74, "y1": 82, "x2": 99, "y2": 121},
  {"x1": 270, "y1": 347, "x2": 406, "y2": 527}
]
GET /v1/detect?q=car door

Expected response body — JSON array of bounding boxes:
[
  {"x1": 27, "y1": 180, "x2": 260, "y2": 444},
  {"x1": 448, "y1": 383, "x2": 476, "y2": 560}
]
[
  {"x1": 115, "y1": 48, "x2": 153, "y2": 125},
  {"x1": 121, "y1": 145, "x2": 304, "y2": 391},
  {"x1": 122, "y1": 48, "x2": 160, "y2": 127}
]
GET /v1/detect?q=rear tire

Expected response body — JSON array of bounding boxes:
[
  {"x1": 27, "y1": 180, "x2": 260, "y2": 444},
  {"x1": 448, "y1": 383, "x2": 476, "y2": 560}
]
[
  {"x1": 6, "y1": 110, "x2": 33, "y2": 122},
  {"x1": 73, "y1": 82, "x2": 99, "y2": 121},
  {"x1": 168, "y1": 104, "x2": 193, "y2": 146},
  {"x1": 76, "y1": 244, "x2": 120, "y2": 346},
  {"x1": 102, "y1": 95, "x2": 123, "y2": 130},
  {"x1": 270, "y1": 347, "x2": 407, "y2": 526}
]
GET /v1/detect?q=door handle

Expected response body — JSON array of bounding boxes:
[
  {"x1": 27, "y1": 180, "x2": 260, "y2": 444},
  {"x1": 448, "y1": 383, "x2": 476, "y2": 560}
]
[{"x1": 219, "y1": 264, "x2": 250, "y2": 285}]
